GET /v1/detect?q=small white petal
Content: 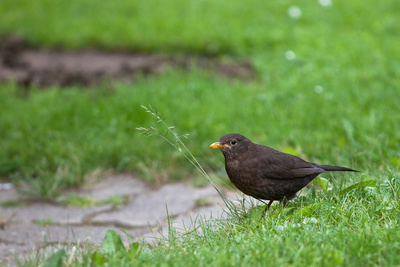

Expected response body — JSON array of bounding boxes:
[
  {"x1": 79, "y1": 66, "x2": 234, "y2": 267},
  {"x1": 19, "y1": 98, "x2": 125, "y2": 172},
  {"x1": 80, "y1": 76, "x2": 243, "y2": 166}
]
[
  {"x1": 318, "y1": 0, "x2": 332, "y2": 7},
  {"x1": 314, "y1": 85, "x2": 324, "y2": 94},
  {"x1": 288, "y1": 6, "x2": 302, "y2": 19},
  {"x1": 285, "y1": 50, "x2": 296, "y2": 60}
]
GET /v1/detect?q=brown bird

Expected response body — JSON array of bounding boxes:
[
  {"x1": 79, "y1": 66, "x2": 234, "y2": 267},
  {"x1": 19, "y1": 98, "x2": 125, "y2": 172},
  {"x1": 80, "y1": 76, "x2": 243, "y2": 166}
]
[{"x1": 210, "y1": 133, "x2": 358, "y2": 214}]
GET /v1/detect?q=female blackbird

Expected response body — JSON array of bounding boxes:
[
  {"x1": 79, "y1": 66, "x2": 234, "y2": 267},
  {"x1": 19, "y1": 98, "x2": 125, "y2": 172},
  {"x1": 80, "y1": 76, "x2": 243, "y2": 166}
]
[{"x1": 210, "y1": 133, "x2": 358, "y2": 213}]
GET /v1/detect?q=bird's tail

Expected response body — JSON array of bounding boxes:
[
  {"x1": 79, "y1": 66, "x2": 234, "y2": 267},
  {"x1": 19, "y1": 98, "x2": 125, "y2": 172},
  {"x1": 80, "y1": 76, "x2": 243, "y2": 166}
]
[{"x1": 315, "y1": 164, "x2": 359, "y2": 172}]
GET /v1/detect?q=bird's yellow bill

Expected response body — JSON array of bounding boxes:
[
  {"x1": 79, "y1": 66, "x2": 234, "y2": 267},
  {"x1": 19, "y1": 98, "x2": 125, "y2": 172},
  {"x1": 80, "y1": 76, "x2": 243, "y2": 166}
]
[{"x1": 209, "y1": 142, "x2": 230, "y2": 149}]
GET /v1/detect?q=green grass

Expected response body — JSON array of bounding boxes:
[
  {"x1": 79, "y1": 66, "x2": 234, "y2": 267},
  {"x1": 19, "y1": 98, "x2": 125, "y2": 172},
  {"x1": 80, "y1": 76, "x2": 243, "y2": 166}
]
[
  {"x1": 21, "y1": 176, "x2": 400, "y2": 266},
  {"x1": 1, "y1": 69, "x2": 399, "y2": 197},
  {"x1": 1, "y1": 0, "x2": 399, "y2": 57}
]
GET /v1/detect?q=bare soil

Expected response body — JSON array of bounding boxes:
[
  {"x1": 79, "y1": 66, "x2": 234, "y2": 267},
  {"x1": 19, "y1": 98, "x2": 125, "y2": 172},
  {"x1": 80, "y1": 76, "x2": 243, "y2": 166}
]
[{"x1": 0, "y1": 36, "x2": 255, "y2": 88}]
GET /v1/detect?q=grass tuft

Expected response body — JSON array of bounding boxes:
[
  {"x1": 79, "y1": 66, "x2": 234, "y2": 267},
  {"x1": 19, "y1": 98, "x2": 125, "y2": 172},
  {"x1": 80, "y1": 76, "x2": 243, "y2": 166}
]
[{"x1": 137, "y1": 105, "x2": 242, "y2": 219}]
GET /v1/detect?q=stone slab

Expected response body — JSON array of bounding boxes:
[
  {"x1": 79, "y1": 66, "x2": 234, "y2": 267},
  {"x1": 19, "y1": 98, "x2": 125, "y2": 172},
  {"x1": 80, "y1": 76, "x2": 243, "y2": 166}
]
[
  {"x1": 92, "y1": 184, "x2": 219, "y2": 227},
  {"x1": 75, "y1": 174, "x2": 147, "y2": 201},
  {"x1": 0, "y1": 184, "x2": 20, "y2": 203},
  {"x1": 0, "y1": 203, "x2": 112, "y2": 224}
]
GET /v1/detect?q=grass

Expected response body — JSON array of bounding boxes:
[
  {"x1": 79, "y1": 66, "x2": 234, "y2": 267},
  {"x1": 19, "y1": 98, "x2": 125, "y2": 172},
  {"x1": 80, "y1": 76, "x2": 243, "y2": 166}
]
[
  {"x1": 136, "y1": 182, "x2": 400, "y2": 266},
  {"x1": 1, "y1": 0, "x2": 400, "y2": 265},
  {"x1": 0, "y1": 1, "x2": 399, "y2": 58},
  {"x1": 20, "y1": 175, "x2": 400, "y2": 266},
  {"x1": 1, "y1": 1, "x2": 399, "y2": 195},
  {"x1": 1, "y1": 67, "x2": 399, "y2": 197}
]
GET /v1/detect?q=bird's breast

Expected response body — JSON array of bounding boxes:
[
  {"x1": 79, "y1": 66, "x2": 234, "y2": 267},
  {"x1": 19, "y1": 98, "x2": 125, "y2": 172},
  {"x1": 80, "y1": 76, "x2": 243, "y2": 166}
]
[{"x1": 225, "y1": 158, "x2": 258, "y2": 186}]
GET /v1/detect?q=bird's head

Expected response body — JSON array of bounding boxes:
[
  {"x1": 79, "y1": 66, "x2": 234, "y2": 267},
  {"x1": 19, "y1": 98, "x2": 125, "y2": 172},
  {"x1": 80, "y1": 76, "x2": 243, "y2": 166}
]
[{"x1": 209, "y1": 133, "x2": 252, "y2": 158}]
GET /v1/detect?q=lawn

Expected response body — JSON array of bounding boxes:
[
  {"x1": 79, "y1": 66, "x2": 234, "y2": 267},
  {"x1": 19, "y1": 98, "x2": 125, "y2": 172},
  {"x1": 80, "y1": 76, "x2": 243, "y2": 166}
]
[{"x1": 1, "y1": 0, "x2": 400, "y2": 265}]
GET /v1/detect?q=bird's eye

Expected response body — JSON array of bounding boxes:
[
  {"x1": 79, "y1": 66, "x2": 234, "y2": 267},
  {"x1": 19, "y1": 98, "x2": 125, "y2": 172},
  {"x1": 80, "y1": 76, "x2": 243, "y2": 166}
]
[{"x1": 230, "y1": 139, "x2": 237, "y2": 146}]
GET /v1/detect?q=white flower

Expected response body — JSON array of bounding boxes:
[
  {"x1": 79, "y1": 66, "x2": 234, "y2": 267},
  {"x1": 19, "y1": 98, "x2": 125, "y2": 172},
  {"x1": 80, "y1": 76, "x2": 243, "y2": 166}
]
[
  {"x1": 318, "y1": 0, "x2": 332, "y2": 7},
  {"x1": 314, "y1": 85, "x2": 324, "y2": 94},
  {"x1": 285, "y1": 50, "x2": 296, "y2": 60},
  {"x1": 288, "y1": 5, "x2": 302, "y2": 19}
]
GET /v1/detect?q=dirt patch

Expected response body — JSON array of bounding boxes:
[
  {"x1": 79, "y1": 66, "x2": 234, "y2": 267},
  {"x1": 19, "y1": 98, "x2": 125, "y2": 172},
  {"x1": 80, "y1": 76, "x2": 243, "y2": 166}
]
[{"x1": 0, "y1": 36, "x2": 255, "y2": 88}]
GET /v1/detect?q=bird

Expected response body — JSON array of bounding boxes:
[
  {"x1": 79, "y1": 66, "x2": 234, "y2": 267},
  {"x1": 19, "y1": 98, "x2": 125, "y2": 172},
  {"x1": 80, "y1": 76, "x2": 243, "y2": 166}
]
[{"x1": 210, "y1": 133, "x2": 358, "y2": 215}]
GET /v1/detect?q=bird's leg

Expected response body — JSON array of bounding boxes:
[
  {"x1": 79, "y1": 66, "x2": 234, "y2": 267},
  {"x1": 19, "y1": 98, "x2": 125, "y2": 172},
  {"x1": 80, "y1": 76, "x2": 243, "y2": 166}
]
[{"x1": 261, "y1": 200, "x2": 274, "y2": 219}]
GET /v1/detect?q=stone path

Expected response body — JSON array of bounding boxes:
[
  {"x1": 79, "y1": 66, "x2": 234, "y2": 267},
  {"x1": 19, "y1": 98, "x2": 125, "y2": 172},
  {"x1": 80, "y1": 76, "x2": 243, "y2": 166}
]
[{"x1": 0, "y1": 174, "x2": 238, "y2": 265}]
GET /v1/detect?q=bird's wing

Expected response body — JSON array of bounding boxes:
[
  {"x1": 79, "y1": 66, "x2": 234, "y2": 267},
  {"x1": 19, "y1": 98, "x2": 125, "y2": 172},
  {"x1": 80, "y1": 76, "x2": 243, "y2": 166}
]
[
  {"x1": 252, "y1": 147, "x2": 325, "y2": 180},
  {"x1": 258, "y1": 160, "x2": 325, "y2": 179}
]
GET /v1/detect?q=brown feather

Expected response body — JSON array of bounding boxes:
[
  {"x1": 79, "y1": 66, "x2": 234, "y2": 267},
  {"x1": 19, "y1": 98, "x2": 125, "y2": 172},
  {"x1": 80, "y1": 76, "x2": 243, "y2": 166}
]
[{"x1": 210, "y1": 133, "x2": 359, "y2": 206}]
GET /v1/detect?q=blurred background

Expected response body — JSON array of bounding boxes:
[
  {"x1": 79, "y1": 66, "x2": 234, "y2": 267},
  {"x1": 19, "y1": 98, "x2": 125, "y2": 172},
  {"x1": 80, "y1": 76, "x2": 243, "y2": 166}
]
[{"x1": 0, "y1": 0, "x2": 399, "y2": 199}]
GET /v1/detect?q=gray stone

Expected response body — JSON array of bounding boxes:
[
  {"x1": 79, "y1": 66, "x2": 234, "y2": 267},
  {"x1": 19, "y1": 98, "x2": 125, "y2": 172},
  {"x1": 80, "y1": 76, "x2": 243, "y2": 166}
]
[
  {"x1": 0, "y1": 184, "x2": 20, "y2": 203},
  {"x1": 0, "y1": 223, "x2": 150, "y2": 265},
  {"x1": 0, "y1": 242, "x2": 30, "y2": 266},
  {"x1": 75, "y1": 174, "x2": 147, "y2": 201},
  {"x1": 92, "y1": 184, "x2": 218, "y2": 227},
  {"x1": 140, "y1": 203, "x2": 228, "y2": 245},
  {"x1": 0, "y1": 177, "x2": 239, "y2": 265},
  {"x1": 0, "y1": 203, "x2": 112, "y2": 224},
  {"x1": 0, "y1": 223, "x2": 146, "y2": 245}
]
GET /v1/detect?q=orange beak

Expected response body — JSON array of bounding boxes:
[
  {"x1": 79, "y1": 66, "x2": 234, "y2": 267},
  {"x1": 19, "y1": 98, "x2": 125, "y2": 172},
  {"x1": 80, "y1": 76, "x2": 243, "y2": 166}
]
[{"x1": 209, "y1": 142, "x2": 230, "y2": 149}]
